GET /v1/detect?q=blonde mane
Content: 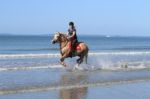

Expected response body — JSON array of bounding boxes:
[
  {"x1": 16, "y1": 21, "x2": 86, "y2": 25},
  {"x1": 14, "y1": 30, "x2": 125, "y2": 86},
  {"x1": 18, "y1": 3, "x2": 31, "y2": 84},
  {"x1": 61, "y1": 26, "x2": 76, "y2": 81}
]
[{"x1": 58, "y1": 32, "x2": 68, "y2": 42}]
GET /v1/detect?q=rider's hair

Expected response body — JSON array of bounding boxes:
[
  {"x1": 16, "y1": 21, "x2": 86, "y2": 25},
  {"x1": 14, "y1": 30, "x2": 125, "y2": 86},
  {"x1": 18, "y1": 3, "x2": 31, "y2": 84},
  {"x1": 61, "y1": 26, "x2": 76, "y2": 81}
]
[{"x1": 69, "y1": 22, "x2": 74, "y2": 26}]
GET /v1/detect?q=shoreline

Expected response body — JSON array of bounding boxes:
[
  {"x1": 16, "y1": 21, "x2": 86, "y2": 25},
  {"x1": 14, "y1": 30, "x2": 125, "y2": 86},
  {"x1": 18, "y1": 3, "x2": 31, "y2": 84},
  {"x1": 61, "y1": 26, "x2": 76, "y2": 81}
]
[
  {"x1": 0, "y1": 68, "x2": 150, "y2": 95},
  {"x1": 0, "y1": 81, "x2": 150, "y2": 99}
]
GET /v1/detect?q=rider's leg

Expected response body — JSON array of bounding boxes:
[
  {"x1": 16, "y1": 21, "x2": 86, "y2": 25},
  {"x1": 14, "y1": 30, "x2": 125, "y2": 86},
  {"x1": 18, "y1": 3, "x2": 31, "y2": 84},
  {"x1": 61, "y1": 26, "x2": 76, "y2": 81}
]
[
  {"x1": 72, "y1": 40, "x2": 76, "y2": 55},
  {"x1": 68, "y1": 41, "x2": 72, "y2": 57},
  {"x1": 68, "y1": 40, "x2": 77, "y2": 57}
]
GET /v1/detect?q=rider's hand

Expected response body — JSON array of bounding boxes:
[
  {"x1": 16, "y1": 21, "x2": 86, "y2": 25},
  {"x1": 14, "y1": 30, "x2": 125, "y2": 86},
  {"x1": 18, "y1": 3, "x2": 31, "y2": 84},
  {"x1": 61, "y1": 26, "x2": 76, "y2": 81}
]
[{"x1": 67, "y1": 37, "x2": 71, "y2": 40}]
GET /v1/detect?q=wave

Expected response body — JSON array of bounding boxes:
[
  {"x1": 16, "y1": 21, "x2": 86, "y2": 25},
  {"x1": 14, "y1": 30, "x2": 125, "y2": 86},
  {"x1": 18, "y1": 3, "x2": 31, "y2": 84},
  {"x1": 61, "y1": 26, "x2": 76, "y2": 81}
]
[
  {"x1": 0, "y1": 60, "x2": 150, "y2": 72},
  {"x1": 0, "y1": 48, "x2": 59, "y2": 52},
  {"x1": 3, "y1": 47, "x2": 150, "y2": 52},
  {"x1": 1, "y1": 51, "x2": 150, "y2": 59},
  {"x1": 0, "y1": 53, "x2": 60, "y2": 59},
  {"x1": 0, "y1": 64, "x2": 63, "y2": 72}
]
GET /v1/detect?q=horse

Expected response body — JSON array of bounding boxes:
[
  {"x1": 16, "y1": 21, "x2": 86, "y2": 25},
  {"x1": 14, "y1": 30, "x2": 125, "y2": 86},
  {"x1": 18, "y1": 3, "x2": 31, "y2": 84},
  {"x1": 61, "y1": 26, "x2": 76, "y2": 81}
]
[{"x1": 51, "y1": 32, "x2": 89, "y2": 68}]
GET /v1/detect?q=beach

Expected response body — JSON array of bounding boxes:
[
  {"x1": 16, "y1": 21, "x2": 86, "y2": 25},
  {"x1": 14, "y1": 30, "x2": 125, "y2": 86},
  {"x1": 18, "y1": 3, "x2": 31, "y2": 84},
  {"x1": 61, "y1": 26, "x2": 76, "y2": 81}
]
[
  {"x1": 1, "y1": 0, "x2": 150, "y2": 98},
  {"x1": 0, "y1": 68, "x2": 150, "y2": 99},
  {"x1": 1, "y1": 35, "x2": 150, "y2": 98},
  {"x1": 1, "y1": 82, "x2": 150, "y2": 99}
]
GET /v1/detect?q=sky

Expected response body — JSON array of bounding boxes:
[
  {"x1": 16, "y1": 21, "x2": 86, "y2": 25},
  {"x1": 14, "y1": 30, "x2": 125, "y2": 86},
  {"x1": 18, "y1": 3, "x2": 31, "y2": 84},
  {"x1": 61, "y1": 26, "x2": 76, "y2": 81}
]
[{"x1": 0, "y1": 0, "x2": 150, "y2": 36}]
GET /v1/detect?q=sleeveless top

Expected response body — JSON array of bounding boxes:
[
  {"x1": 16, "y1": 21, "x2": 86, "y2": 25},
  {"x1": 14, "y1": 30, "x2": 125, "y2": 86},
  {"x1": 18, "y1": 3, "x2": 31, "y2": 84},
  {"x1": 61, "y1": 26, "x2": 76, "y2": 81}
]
[{"x1": 68, "y1": 28, "x2": 78, "y2": 41}]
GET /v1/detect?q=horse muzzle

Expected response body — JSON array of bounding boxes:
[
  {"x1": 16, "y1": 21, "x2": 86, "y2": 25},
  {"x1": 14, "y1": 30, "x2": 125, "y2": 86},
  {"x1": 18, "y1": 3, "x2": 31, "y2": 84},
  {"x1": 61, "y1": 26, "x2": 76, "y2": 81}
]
[{"x1": 52, "y1": 40, "x2": 56, "y2": 44}]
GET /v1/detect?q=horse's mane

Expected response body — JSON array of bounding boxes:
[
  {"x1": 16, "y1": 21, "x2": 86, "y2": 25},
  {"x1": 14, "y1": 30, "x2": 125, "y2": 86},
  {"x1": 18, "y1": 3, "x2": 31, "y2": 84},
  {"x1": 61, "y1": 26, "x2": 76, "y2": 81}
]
[
  {"x1": 59, "y1": 32, "x2": 68, "y2": 42},
  {"x1": 59, "y1": 33, "x2": 66, "y2": 37}
]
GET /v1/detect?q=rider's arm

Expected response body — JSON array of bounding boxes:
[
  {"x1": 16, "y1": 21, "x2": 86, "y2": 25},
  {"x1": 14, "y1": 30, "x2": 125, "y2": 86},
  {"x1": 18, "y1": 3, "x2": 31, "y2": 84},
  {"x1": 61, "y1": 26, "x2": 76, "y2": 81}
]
[
  {"x1": 67, "y1": 31, "x2": 75, "y2": 40},
  {"x1": 69, "y1": 31, "x2": 75, "y2": 38},
  {"x1": 67, "y1": 31, "x2": 69, "y2": 36}
]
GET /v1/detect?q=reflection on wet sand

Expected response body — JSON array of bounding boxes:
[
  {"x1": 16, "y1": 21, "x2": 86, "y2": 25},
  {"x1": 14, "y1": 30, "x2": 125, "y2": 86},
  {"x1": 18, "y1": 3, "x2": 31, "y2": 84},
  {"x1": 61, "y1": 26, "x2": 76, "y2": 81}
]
[{"x1": 60, "y1": 73, "x2": 88, "y2": 99}]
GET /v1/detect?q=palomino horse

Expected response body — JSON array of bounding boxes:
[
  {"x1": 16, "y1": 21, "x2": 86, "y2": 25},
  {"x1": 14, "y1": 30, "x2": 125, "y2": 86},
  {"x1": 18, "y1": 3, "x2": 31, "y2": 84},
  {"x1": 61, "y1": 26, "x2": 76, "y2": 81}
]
[{"x1": 52, "y1": 32, "x2": 89, "y2": 68}]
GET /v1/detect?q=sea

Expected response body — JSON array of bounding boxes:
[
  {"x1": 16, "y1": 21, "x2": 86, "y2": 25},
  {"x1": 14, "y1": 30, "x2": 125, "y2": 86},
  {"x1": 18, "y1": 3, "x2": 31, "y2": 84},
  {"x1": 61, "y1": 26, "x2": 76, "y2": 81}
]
[
  {"x1": 1, "y1": 35, "x2": 150, "y2": 99},
  {"x1": 1, "y1": 35, "x2": 150, "y2": 68}
]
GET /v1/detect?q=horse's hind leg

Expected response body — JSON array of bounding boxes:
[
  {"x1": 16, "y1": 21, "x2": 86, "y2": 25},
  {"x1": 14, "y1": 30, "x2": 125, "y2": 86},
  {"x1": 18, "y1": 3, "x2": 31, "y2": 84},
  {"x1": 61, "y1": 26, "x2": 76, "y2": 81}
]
[
  {"x1": 76, "y1": 56, "x2": 84, "y2": 65},
  {"x1": 76, "y1": 58, "x2": 81, "y2": 64},
  {"x1": 74, "y1": 56, "x2": 84, "y2": 70},
  {"x1": 79, "y1": 57, "x2": 83, "y2": 64}
]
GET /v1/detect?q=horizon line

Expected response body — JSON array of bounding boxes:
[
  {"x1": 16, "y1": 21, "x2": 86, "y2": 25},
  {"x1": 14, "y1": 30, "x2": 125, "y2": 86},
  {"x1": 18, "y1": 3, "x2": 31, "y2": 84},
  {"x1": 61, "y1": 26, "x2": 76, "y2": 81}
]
[{"x1": 0, "y1": 33, "x2": 150, "y2": 37}]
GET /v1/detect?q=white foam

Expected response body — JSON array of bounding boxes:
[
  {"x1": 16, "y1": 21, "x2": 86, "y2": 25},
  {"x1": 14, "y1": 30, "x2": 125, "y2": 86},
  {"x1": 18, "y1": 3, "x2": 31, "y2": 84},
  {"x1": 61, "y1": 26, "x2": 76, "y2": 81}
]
[
  {"x1": 0, "y1": 51, "x2": 150, "y2": 59},
  {"x1": 85, "y1": 60, "x2": 150, "y2": 71},
  {"x1": 1, "y1": 60, "x2": 150, "y2": 72},
  {"x1": 0, "y1": 53, "x2": 60, "y2": 59},
  {"x1": 89, "y1": 51, "x2": 150, "y2": 55},
  {"x1": 0, "y1": 64, "x2": 63, "y2": 72}
]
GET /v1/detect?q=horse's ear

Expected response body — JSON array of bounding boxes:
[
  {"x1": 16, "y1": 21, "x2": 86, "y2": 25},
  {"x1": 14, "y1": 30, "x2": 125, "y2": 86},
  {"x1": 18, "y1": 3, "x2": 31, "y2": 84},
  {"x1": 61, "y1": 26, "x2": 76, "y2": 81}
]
[{"x1": 58, "y1": 32, "x2": 61, "y2": 36}]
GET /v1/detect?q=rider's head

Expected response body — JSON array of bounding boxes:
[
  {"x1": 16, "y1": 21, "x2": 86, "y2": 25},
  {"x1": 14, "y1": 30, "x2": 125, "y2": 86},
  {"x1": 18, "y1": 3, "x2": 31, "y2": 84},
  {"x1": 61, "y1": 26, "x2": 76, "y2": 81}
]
[{"x1": 69, "y1": 22, "x2": 74, "y2": 29}]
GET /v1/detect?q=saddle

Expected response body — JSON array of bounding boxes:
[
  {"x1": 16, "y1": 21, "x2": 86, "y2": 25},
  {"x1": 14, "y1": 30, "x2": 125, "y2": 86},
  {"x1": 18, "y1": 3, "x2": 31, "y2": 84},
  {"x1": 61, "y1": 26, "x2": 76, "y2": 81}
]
[
  {"x1": 68, "y1": 42, "x2": 81, "y2": 51},
  {"x1": 68, "y1": 42, "x2": 81, "y2": 57}
]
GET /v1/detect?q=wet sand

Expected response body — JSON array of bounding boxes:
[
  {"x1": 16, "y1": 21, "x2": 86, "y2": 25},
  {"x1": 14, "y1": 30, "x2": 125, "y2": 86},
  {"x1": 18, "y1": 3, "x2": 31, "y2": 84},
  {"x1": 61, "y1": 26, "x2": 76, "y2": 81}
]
[
  {"x1": 0, "y1": 68, "x2": 150, "y2": 98},
  {"x1": 0, "y1": 81, "x2": 150, "y2": 99}
]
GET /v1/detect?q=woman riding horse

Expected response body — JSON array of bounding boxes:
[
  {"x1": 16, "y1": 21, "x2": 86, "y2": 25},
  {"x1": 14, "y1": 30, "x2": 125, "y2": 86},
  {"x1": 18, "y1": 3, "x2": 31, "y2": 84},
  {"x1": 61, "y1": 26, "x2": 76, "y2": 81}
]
[
  {"x1": 52, "y1": 31, "x2": 88, "y2": 67},
  {"x1": 67, "y1": 22, "x2": 78, "y2": 57}
]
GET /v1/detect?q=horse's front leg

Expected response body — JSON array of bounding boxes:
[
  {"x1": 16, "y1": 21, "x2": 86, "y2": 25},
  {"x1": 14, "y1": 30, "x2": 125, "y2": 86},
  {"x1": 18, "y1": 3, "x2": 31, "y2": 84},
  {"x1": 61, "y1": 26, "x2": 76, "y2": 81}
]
[{"x1": 60, "y1": 56, "x2": 67, "y2": 67}]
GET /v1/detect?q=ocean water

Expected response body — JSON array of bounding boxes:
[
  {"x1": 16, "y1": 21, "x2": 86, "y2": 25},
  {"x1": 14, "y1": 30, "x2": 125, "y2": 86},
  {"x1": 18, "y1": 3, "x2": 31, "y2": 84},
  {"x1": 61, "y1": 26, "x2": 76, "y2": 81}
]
[
  {"x1": 1, "y1": 35, "x2": 150, "y2": 69},
  {"x1": 1, "y1": 35, "x2": 150, "y2": 54},
  {"x1": 1, "y1": 35, "x2": 150, "y2": 97}
]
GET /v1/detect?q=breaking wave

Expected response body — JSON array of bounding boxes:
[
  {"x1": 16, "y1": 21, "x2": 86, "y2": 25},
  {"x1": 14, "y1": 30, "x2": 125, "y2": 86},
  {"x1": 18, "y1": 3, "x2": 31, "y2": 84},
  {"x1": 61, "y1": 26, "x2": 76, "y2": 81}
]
[
  {"x1": 1, "y1": 51, "x2": 150, "y2": 71},
  {"x1": 0, "y1": 64, "x2": 63, "y2": 72},
  {"x1": 0, "y1": 61, "x2": 150, "y2": 72},
  {"x1": 1, "y1": 51, "x2": 150, "y2": 59}
]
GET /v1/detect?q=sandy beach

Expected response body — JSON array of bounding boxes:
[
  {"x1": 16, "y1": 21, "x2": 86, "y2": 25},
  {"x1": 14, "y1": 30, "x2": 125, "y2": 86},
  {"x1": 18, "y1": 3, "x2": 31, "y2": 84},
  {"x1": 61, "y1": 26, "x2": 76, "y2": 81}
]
[
  {"x1": 1, "y1": 36, "x2": 150, "y2": 99},
  {"x1": 0, "y1": 68, "x2": 150, "y2": 99},
  {"x1": 1, "y1": 81, "x2": 150, "y2": 99}
]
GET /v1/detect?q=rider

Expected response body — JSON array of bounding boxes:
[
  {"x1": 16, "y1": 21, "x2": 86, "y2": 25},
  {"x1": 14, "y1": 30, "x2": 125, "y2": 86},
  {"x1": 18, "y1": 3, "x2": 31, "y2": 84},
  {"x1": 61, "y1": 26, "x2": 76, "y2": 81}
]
[{"x1": 67, "y1": 22, "x2": 78, "y2": 57}]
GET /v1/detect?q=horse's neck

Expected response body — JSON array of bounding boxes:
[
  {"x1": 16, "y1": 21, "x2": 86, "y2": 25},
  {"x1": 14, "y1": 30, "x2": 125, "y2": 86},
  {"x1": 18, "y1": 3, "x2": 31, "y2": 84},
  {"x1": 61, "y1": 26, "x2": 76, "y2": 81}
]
[
  {"x1": 59, "y1": 36, "x2": 69, "y2": 54},
  {"x1": 60, "y1": 40, "x2": 68, "y2": 49}
]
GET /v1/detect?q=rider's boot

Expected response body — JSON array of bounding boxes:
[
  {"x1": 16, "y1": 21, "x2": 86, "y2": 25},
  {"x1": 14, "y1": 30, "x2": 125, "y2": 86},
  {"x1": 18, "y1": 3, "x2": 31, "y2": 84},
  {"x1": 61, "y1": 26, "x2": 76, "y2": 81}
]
[{"x1": 68, "y1": 49, "x2": 73, "y2": 58}]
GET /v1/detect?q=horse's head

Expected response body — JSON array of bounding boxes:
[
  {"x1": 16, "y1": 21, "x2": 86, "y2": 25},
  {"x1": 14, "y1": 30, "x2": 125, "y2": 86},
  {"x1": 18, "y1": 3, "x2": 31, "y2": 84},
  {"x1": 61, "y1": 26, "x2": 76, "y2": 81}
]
[
  {"x1": 52, "y1": 32, "x2": 61, "y2": 44},
  {"x1": 52, "y1": 32, "x2": 67, "y2": 44}
]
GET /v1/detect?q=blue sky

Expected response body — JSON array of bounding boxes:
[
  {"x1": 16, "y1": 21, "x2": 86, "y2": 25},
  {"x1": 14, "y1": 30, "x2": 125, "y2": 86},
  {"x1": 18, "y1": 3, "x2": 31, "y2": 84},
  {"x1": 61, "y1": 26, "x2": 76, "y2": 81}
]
[{"x1": 0, "y1": 0, "x2": 150, "y2": 36}]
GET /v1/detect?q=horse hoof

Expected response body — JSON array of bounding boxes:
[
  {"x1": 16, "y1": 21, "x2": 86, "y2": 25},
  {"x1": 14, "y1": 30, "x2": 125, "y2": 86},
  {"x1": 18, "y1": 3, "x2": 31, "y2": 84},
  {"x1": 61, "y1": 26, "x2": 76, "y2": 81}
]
[
  {"x1": 64, "y1": 65, "x2": 67, "y2": 67},
  {"x1": 74, "y1": 64, "x2": 83, "y2": 70},
  {"x1": 60, "y1": 62, "x2": 67, "y2": 67},
  {"x1": 62, "y1": 64, "x2": 67, "y2": 67}
]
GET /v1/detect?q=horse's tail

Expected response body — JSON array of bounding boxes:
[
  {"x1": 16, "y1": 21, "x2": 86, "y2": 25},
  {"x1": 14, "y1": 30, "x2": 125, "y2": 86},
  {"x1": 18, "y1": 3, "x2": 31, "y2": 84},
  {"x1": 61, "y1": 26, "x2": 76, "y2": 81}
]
[{"x1": 84, "y1": 46, "x2": 89, "y2": 64}]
